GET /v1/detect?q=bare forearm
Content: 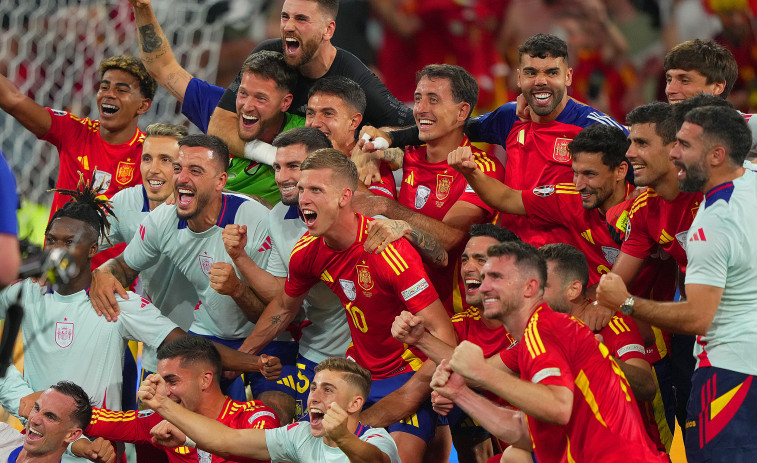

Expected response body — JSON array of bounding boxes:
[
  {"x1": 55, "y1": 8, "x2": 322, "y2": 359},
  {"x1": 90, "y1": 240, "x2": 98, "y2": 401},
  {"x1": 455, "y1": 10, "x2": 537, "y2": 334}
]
[
  {"x1": 334, "y1": 434, "x2": 391, "y2": 463},
  {"x1": 632, "y1": 297, "x2": 708, "y2": 335},
  {"x1": 617, "y1": 360, "x2": 656, "y2": 402},
  {"x1": 214, "y1": 342, "x2": 262, "y2": 372},
  {"x1": 415, "y1": 333, "x2": 456, "y2": 364},
  {"x1": 376, "y1": 148, "x2": 404, "y2": 170},
  {"x1": 231, "y1": 285, "x2": 267, "y2": 323},
  {"x1": 452, "y1": 385, "x2": 530, "y2": 447},
  {"x1": 97, "y1": 256, "x2": 138, "y2": 287},
  {"x1": 463, "y1": 169, "x2": 524, "y2": 215},
  {"x1": 208, "y1": 108, "x2": 246, "y2": 158},
  {"x1": 239, "y1": 297, "x2": 298, "y2": 354},
  {"x1": 233, "y1": 255, "x2": 283, "y2": 305},
  {"x1": 407, "y1": 228, "x2": 448, "y2": 267},
  {"x1": 361, "y1": 360, "x2": 434, "y2": 427},
  {"x1": 382, "y1": 202, "x2": 465, "y2": 251}
]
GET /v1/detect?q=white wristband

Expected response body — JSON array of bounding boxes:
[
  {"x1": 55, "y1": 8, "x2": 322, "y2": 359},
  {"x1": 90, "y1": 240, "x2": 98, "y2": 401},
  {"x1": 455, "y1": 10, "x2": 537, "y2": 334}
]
[
  {"x1": 184, "y1": 435, "x2": 197, "y2": 448},
  {"x1": 361, "y1": 133, "x2": 390, "y2": 150},
  {"x1": 243, "y1": 139, "x2": 277, "y2": 165}
]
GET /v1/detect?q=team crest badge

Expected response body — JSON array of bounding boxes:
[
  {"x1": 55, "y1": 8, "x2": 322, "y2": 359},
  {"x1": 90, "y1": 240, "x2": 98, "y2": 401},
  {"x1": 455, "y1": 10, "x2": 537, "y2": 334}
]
[
  {"x1": 340, "y1": 279, "x2": 357, "y2": 301},
  {"x1": 116, "y1": 160, "x2": 136, "y2": 185},
  {"x1": 415, "y1": 185, "x2": 431, "y2": 209},
  {"x1": 532, "y1": 185, "x2": 555, "y2": 197},
  {"x1": 552, "y1": 138, "x2": 572, "y2": 162},
  {"x1": 197, "y1": 450, "x2": 211, "y2": 463},
  {"x1": 436, "y1": 174, "x2": 454, "y2": 200},
  {"x1": 93, "y1": 170, "x2": 112, "y2": 193},
  {"x1": 601, "y1": 246, "x2": 620, "y2": 265},
  {"x1": 55, "y1": 321, "x2": 74, "y2": 348},
  {"x1": 356, "y1": 265, "x2": 374, "y2": 291},
  {"x1": 198, "y1": 253, "x2": 214, "y2": 277},
  {"x1": 676, "y1": 231, "x2": 688, "y2": 252}
]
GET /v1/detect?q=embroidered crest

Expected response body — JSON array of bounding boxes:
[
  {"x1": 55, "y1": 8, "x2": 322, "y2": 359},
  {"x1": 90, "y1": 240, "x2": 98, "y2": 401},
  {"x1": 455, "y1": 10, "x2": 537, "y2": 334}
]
[
  {"x1": 676, "y1": 230, "x2": 688, "y2": 251},
  {"x1": 356, "y1": 265, "x2": 374, "y2": 291},
  {"x1": 552, "y1": 138, "x2": 572, "y2": 162},
  {"x1": 340, "y1": 279, "x2": 357, "y2": 301},
  {"x1": 532, "y1": 185, "x2": 555, "y2": 197},
  {"x1": 601, "y1": 246, "x2": 620, "y2": 265},
  {"x1": 116, "y1": 160, "x2": 136, "y2": 185},
  {"x1": 198, "y1": 253, "x2": 214, "y2": 277},
  {"x1": 93, "y1": 170, "x2": 112, "y2": 193},
  {"x1": 436, "y1": 174, "x2": 454, "y2": 200},
  {"x1": 415, "y1": 185, "x2": 431, "y2": 209},
  {"x1": 55, "y1": 321, "x2": 74, "y2": 348}
]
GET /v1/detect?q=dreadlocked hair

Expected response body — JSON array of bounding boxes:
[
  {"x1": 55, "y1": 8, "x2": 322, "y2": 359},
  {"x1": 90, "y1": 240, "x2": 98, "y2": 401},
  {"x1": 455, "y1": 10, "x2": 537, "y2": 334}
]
[{"x1": 47, "y1": 171, "x2": 117, "y2": 246}]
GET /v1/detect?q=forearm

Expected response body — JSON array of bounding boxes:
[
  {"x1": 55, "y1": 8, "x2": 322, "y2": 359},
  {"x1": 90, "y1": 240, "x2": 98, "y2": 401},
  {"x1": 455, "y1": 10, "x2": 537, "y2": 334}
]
[
  {"x1": 452, "y1": 385, "x2": 530, "y2": 447},
  {"x1": 239, "y1": 296, "x2": 298, "y2": 354},
  {"x1": 333, "y1": 434, "x2": 391, "y2": 463},
  {"x1": 407, "y1": 227, "x2": 448, "y2": 267},
  {"x1": 97, "y1": 256, "x2": 138, "y2": 287},
  {"x1": 231, "y1": 285, "x2": 267, "y2": 323},
  {"x1": 0, "y1": 74, "x2": 50, "y2": 137},
  {"x1": 214, "y1": 342, "x2": 262, "y2": 372},
  {"x1": 233, "y1": 255, "x2": 283, "y2": 305},
  {"x1": 383, "y1": 202, "x2": 466, "y2": 251},
  {"x1": 463, "y1": 169, "x2": 523, "y2": 215},
  {"x1": 415, "y1": 333, "x2": 456, "y2": 365},
  {"x1": 208, "y1": 108, "x2": 246, "y2": 158},
  {"x1": 361, "y1": 360, "x2": 434, "y2": 427},
  {"x1": 632, "y1": 297, "x2": 708, "y2": 335},
  {"x1": 617, "y1": 359, "x2": 656, "y2": 402},
  {"x1": 375, "y1": 147, "x2": 404, "y2": 170}
]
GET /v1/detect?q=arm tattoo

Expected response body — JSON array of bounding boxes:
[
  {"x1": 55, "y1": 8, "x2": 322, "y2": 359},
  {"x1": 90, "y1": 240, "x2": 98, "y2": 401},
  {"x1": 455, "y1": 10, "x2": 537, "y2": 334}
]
[
  {"x1": 409, "y1": 228, "x2": 448, "y2": 267},
  {"x1": 138, "y1": 24, "x2": 163, "y2": 53},
  {"x1": 380, "y1": 148, "x2": 405, "y2": 169},
  {"x1": 270, "y1": 315, "x2": 282, "y2": 325}
]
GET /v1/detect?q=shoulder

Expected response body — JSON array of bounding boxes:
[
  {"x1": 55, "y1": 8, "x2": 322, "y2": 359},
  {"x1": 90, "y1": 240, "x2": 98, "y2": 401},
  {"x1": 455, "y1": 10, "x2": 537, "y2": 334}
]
[
  {"x1": 111, "y1": 185, "x2": 146, "y2": 207},
  {"x1": 629, "y1": 188, "x2": 658, "y2": 215},
  {"x1": 331, "y1": 47, "x2": 372, "y2": 76},
  {"x1": 290, "y1": 233, "x2": 320, "y2": 261},
  {"x1": 559, "y1": 100, "x2": 627, "y2": 132},
  {"x1": 451, "y1": 307, "x2": 481, "y2": 323},
  {"x1": 469, "y1": 144, "x2": 504, "y2": 173},
  {"x1": 224, "y1": 193, "x2": 268, "y2": 226}
]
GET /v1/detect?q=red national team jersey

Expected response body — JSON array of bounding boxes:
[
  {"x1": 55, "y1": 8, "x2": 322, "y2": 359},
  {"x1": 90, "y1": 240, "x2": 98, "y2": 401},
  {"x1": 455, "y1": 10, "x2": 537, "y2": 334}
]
[
  {"x1": 86, "y1": 398, "x2": 279, "y2": 462},
  {"x1": 41, "y1": 108, "x2": 144, "y2": 217},
  {"x1": 622, "y1": 188, "x2": 702, "y2": 274},
  {"x1": 519, "y1": 305, "x2": 667, "y2": 462},
  {"x1": 367, "y1": 162, "x2": 397, "y2": 199},
  {"x1": 451, "y1": 307, "x2": 515, "y2": 358},
  {"x1": 398, "y1": 136, "x2": 504, "y2": 314},
  {"x1": 522, "y1": 182, "x2": 634, "y2": 285},
  {"x1": 285, "y1": 214, "x2": 439, "y2": 379}
]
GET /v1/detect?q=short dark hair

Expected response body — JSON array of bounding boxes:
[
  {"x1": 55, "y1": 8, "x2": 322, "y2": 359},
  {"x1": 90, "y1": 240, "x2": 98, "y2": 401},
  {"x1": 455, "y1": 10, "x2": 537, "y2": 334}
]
[
  {"x1": 178, "y1": 134, "x2": 230, "y2": 173},
  {"x1": 486, "y1": 241, "x2": 547, "y2": 291},
  {"x1": 684, "y1": 106, "x2": 752, "y2": 165},
  {"x1": 518, "y1": 33, "x2": 568, "y2": 62},
  {"x1": 416, "y1": 64, "x2": 479, "y2": 117},
  {"x1": 273, "y1": 126, "x2": 333, "y2": 152},
  {"x1": 314, "y1": 357, "x2": 371, "y2": 398},
  {"x1": 308, "y1": 76, "x2": 367, "y2": 114},
  {"x1": 626, "y1": 102, "x2": 676, "y2": 145},
  {"x1": 99, "y1": 55, "x2": 156, "y2": 100},
  {"x1": 241, "y1": 51, "x2": 297, "y2": 93},
  {"x1": 145, "y1": 123, "x2": 189, "y2": 141},
  {"x1": 670, "y1": 93, "x2": 733, "y2": 131},
  {"x1": 539, "y1": 243, "x2": 589, "y2": 296},
  {"x1": 50, "y1": 381, "x2": 93, "y2": 429},
  {"x1": 469, "y1": 224, "x2": 521, "y2": 243},
  {"x1": 568, "y1": 124, "x2": 630, "y2": 170},
  {"x1": 311, "y1": 0, "x2": 339, "y2": 19},
  {"x1": 157, "y1": 335, "x2": 223, "y2": 383},
  {"x1": 664, "y1": 39, "x2": 738, "y2": 98},
  {"x1": 300, "y1": 148, "x2": 359, "y2": 190}
]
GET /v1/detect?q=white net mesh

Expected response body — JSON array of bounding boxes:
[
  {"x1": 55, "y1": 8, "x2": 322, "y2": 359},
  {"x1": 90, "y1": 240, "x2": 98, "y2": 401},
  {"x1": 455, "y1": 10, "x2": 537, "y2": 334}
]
[{"x1": 0, "y1": 0, "x2": 227, "y2": 207}]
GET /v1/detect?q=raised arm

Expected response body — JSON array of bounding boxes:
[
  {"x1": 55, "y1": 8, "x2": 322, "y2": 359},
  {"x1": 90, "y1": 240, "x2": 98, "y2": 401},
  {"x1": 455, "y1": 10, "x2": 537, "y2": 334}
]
[
  {"x1": 448, "y1": 146, "x2": 525, "y2": 215},
  {"x1": 0, "y1": 73, "x2": 52, "y2": 137},
  {"x1": 361, "y1": 219, "x2": 448, "y2": 268},
  {"x1": 138, "y1": 374, "x2": 271, "y2": 460},
  {"x1": 208, "y1": 107, "x2": 246, "y2": 158},
  {"x1": 391, "y1": 310, "x2": 457, "y2": 364},
  {"x1": 223, "y1": 224, "x2": 284, "y2": 304},
  {"x1": 130, "y1": 0, "x2": 192, "y2": 102},
  {"x1": 238, "y1": 290, "x2": 305, "y2": 355}
]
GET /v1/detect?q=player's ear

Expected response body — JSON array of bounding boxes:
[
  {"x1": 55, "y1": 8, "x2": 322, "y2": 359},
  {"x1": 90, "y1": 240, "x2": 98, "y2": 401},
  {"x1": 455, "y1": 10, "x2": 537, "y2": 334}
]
[
  {"x1": 523, "y1": 277, "x2": 540, "y2": 298},
  {"x1": 616, "y1": 161, "x2": 629, "y2": 182},
  {"x1": 200, "y1": 370, "x2": 214, "y2": 390},
  {"x1": 457, "y1": 103, "x2": 470, "y2": 123},
  {"x1": 566, "y1": 280, "x2": 583, "y2": 302},
  {"x1": 137, "y1": 98, "x2": 152, "y2": 116},
  {"x1": 64, "y1": 427, "x2": 84, "y2": 445},
  {"x1": 88, "y1": 241, "x2": 99, "y2": 259},
  {"x1": 339, "y1": 187, "x2": 353, "y2": 208},
  {"x1": 346, "y1": 395, "x2": 364, "y2": 414},
  {"x1": 281, "y1": 93, "x2": 293, "y2": 113},
  {"x1": 349, "y1": 112, "x2": 363, "y2": 132},
  {"x1": 322, "y1": 19, "x2": 336, "y2": 41},
  {"x1": 216, "y1": 171, "x2": 228, "y2": 192},
  {"x1": 564, "y1": 67, "x2": 573, "y2": 87}
]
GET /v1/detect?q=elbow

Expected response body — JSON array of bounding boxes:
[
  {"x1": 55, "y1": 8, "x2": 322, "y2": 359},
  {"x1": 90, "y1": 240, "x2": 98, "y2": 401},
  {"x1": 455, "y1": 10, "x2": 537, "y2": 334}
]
[{"x1": 637, "y1": 384, "x2": 657, "y2": 403}]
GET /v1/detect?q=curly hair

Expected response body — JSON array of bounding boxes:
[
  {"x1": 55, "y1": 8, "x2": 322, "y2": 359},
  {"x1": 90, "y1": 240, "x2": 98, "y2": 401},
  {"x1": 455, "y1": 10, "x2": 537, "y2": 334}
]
[{"x1": 99, "y1": 55, "x2": 157, "y2": 100}]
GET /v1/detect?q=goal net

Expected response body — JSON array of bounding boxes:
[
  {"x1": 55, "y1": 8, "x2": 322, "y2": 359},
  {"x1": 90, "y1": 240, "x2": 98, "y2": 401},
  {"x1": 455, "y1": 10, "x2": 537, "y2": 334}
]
[{"x1": 0, "y1": 0, "x2": 227, "y2": 209}]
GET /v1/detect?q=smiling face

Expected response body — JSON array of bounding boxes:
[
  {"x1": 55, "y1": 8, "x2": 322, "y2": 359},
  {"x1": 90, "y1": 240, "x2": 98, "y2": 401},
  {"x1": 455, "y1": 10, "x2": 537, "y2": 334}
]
[
  {"x1": 461, "y1": 235, "x2": 500, "y2": 307},
  {"x1": 306, "y1": 93, "x2": 362, "y2": 153},
  {"x1": 669, "y1": 121, "x2": 710, "y2": 193},
  {"x1": 478, "y1": 255, "x2": 528, "y2": 321},
  {"x1": 141, "y1": 135, "x2": 180, "y2": 206},
  {"x1": 173, "y1": 146, "x2": 226, "y2": 221},
  {"x1": 96, "y1": 69, "x2": 150, "y2": 134},
  {"x1": 517, "y1": 54, "x2": 572, "y2": 117},
  {"x1": 274, "y1": 143, "x2": 309, "y2": 205},
  {"x1": 307, "y1": 369, "x2": 360, "y2": 439},
  {"x1": 665, "y1": 69, "x2": 724, "y2": 104},
  {"x1": 236, "y1": 72, "x2": 292, "y2": 143},
  {"x1": 626, "y1": 123, "x2": 676, "y2": 188},
  {"x1": 297, "y1": 167, "x2": 348, "y2": 237},
  {"x1": 571, "y1": 151, "x2": 622, "y2": 211},
  {"x1": 280, "y1": 0, "x2": 333, "y2": 68},
  {"x1": 157, "y1": 357, "x2": 209, "y2": 413},
  {"x1": 24, "y1": 389, "x2": 81, "y2": 456},
  {"x1": 413, "y1": 76, "x2": 467, "y2": 143}
]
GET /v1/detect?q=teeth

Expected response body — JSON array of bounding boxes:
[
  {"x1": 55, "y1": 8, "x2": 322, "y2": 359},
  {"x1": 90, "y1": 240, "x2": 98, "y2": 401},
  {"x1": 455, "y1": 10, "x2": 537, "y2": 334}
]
[
  {"x1": 285, "y1": 38, "x2": 299, "y2": 44},
  {"x1": 303, "y1": 211, "x2": 316, "y2": 217},
  {"x1": 178, "y1": 188, "x2": 193, "y2": 194},
  {"x1": 29, "y1": 427, "x2": 42, "y2": 436},
  {"x1": 242, "y1": 114, "x2": 259, "y2": 123},
  {"x1": 533, "y1": 92, "x2": 551, "y2": 101},
  {"x1": 149, "y1": 180, "x2": 165, "y2": 186},
  {"x1": 280, "y1": 186, "x2": 296, "y2": 192},
  {"x1": 465, "y1": 279, "x2": 481, "y2": 286},
  {"x1": 419, "y1": 119, "x2": 433, "y2": 126},
  {"x1": 631, "y1": 164, "x2": 645, "y2": 171}
]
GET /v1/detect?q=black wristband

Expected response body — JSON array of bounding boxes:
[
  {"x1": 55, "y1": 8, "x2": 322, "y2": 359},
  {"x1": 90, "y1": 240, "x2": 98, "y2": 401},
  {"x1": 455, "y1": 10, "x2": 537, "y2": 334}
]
[{"x1": 389, "y1": 126, "x2": 422, "y2": 148}]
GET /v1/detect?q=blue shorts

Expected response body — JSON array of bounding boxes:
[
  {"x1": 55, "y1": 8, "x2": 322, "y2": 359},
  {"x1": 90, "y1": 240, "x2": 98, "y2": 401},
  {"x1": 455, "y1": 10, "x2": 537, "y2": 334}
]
[
  {"x1": 291, "y1": 355, "x2": 317, "y2": 421},
  {"x1": 446, "y1": 404, "x2": 491, "y2": 442},
  {"x1": 365, "y1": 371, "x2": 437, "y2": 443},
  {"x1": 685, "y1": 366, "x2": 757, "y2": 463},
  {"x1": 247, "y1": 340, "x2": 299, "y2": 399}
]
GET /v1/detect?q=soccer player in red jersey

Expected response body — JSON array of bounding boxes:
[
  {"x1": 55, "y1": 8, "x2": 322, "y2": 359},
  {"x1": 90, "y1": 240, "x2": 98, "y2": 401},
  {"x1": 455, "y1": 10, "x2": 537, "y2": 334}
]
[
  {"x1": 391, "y1": 223, "x2": 520, "y2": 463},
  {"x1": 305, "y1": 76, "x2": 396, "y2": 199},
  {"x1": 247, "y1": 148, "x2": 456, "y2": 463},
  {"x1": 430, "y1": 241, "x2": 668, "y2": 463},
  {"x1": 86, "y1": 336, "x2": 279, "y2": 463},
  {"x1": 354, "y1": 64, "x2": 504, "y2": 315},
  {"x1": 539, "y1": 243, "x2": 667, "y2": 453},
  {"x1": 449, "y1": 124, "x2": 633, "y2": 287}
]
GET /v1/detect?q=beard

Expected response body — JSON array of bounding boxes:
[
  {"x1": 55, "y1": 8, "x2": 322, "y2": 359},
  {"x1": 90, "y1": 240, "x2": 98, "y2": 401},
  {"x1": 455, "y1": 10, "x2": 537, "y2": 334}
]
[
  {"x1": 677, "y1": 160, "x2": 708, "y2": 193},
  {"x1": 176, "y1": 190, "x2": 212, "y2": 221}
]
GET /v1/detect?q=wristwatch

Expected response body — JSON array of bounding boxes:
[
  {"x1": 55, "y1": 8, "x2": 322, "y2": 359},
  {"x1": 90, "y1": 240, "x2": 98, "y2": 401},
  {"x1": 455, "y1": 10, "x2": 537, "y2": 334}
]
[{"x1": 620, "y1": 295, "x2": 635, "y2": 315}]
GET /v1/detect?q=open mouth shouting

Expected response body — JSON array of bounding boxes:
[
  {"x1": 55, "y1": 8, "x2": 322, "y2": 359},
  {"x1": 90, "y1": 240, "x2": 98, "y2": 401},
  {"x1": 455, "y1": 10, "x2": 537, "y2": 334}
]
[
  {"x1": 240, "y1": 113, "x2": 260, "y2": 129},
  {"x1": 176, "y1": 185, "x2": 196, "y2": 208},
  {"x1": 531, "y1": 90, "x2": 553, "y2": 107},
  {"x1": 284, "y1": 36, "x2": 301, "y2": 56},
  {"x1": 309, "y1": 407, "x2": 325, "y2": 425},
  {"x1": 465, "y1": 277, "x2": 481, "y2": 296},
  {"x1": 301, "y1": 208, "x2": 317, "y2": 227},
  {"x1": 25, "y1": 425, "x2": 43, "y2": 443}
]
